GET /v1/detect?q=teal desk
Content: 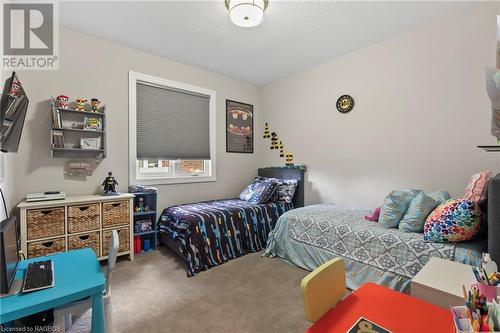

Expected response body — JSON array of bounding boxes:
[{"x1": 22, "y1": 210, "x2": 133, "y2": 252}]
[{"x1": 0, "y1": 249, "x2": 105, "y2": 332}]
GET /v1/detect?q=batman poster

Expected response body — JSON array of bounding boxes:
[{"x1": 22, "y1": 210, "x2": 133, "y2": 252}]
[{"x1": 226, "y1": 100, "x2": 253, "y2": 153}]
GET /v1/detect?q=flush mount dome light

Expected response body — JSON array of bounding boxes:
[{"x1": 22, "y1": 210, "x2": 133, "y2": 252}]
[{"x1": 225, "y1": 0, "x2": 268, "y2": 28}]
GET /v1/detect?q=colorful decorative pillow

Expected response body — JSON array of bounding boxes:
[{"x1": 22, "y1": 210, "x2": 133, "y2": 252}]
[
  {"x1": 464, "y1": 170, "x2": 492, "y2": 204},
  {"x1": 399, "y1": 192, "x2": 438, "y2": 233},
  {"x1": 256, "y1": 176, "x2": 298, "y2": 203},
  {"x1": 379, "y1": 189, "x2": 421, "y2": 229},
  {"x1": 423, "y1": 199, "x2": 482, "y2": 243},
  {"x1": 239, "y1": 179, "x2": 278, "y2": 204},
  {"x1": 428, "y1": 190, "x2": 451, "y2": 206}
]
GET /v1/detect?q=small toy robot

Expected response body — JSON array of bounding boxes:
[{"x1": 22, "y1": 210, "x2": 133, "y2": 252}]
[
  {"x1": 75, "y1": 98, "x2": 87, "y2": 111},
  {"x1": 102, "y1": 171, "x2": 118, "y2": 194},
  {"x1": 56, "y1": 95, "x2": 69, "y2": 109},
  {"x1": 90, "y1": 98, "x2": 100, "y2": 112}
]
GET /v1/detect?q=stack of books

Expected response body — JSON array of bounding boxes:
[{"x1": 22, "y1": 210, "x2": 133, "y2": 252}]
[
  {"x1": 1, "y1": 95, "x2": 25, "y2": 138},
  {"x1": 52, "y1": 108, "x2": 62, "y2": 129},
  {"x1": 52, "y1": 130, "x2": 65, "y2": 148}
]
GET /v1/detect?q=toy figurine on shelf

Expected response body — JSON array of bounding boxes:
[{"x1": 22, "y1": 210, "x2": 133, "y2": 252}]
[
  {"x1": 56, "y1": 95, "x2": 69, "y2": 109},
  {"x1": 135, "y1": 197, "x2": 145, "y2": 212},
  {"x1": 102, "y1": 171, "x2": 119, "y2": 195},
  {"x1": 75, "y1": 98, "x2": 87, "y2": 111},
  {"x1": 90, "y1": 98, "x2": 100, "y2": 112},
  {"x1": 285, "y1": 153, "x2": 294, "y2": 167},
  {"x1": 263, "y1": 123, "x2": 271, "y2": 139},
  {"x1": 9, "y1": 81, "x2": 21, "y2": 96}
]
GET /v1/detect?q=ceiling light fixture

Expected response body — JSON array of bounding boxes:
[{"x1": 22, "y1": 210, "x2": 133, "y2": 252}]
[{"x1": 225, "y1": 0, "x2": 268, "y2": 28}]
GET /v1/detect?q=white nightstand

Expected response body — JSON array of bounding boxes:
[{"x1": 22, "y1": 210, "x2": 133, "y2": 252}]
[{"x1": 411, "y1": 257, "x2": 476, "y2": 309}]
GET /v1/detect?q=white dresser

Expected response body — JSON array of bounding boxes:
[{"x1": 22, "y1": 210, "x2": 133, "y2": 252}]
[{"x1": 17, "y1": 193, "x2": 134, "y2": 261}]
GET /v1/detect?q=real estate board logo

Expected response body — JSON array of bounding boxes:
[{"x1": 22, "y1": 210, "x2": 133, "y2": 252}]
[{"x1": 1, "y1": 1, "x2": 59, "y2": 70}]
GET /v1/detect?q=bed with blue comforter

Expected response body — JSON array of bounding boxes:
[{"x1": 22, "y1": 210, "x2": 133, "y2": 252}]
[
  {"x1": 263, "y1": 204, "x2": 485, "y2": 293},
  {"x1": 159, "y1": 199, "x2": 293, "y2": 276}
]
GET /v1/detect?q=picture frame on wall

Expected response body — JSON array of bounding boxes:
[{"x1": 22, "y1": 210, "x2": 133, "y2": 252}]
[
  {"x1": 226, "y1": 99, "x2": 254, "y2": 153},
  {"x1": 80, "y1": 137, "x2": 101, "y2": 150}
]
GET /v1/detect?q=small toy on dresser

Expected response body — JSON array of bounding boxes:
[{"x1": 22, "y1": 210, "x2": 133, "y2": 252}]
[{"x1": 102, "y1": 171, "x2": 119, "y2": 195}]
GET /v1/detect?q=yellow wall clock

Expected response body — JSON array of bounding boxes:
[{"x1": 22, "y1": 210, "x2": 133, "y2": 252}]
[{"x1": 336, "y1": 95, "x2": 354, "y2": 113}]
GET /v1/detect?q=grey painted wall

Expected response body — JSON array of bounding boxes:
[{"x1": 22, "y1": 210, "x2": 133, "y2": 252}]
[
  {"x1": 6, "y1": 27, "x2": 261, "y2": 211},
  {"x1": 259, "y1": 3, "x2": 500, "y2": 208}
]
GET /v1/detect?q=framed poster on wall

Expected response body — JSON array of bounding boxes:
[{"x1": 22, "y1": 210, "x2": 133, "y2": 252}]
[{"x1": 226, "y1": 100, "x2": 253, "y2": 153}]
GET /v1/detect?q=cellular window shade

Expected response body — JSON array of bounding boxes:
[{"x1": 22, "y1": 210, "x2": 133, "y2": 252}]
[{"x1": 136, "y1": 82, "x2": 210, "y2": 160}]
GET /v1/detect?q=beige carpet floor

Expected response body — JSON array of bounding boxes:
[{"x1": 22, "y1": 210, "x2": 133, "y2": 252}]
[{"x1": 111, "y1": 247, "x2": 311, "y2": 333}]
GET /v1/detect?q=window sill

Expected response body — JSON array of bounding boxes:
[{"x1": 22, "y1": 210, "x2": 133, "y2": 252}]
[{"x1": 133, "y1": 175, "x2": 216, "y2": 186}]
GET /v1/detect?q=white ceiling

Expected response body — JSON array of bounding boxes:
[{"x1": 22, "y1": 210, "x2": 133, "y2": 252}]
[{"x1": 60, "y1": 1, "x2": 476, "y2": 85}]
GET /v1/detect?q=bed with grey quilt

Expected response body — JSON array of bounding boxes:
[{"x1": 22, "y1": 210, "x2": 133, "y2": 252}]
[{"x1": 263, "y1": 204, "x2": 485, "y2": 293}]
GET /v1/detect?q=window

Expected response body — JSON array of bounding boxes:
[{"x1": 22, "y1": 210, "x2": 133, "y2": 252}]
[
  {"x1": 129, "y1": 71, "x2": 216, "y2": 185},
  {"x1": 137, "y1": 159, "x2": 211, "y2": 178}
]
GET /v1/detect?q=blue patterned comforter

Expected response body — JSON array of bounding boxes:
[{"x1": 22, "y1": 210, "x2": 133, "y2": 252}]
[
  {"x1": 263, "y1": 205, "x2": 483, "y2": 293},
  {"x1": 159, "y1": 199, "x2": 293, "y2": 276}
]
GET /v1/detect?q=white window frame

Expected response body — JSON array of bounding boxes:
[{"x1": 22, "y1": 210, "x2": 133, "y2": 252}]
[{"x1": 129, "y1": 71, "x2": 216, "y2": 185}]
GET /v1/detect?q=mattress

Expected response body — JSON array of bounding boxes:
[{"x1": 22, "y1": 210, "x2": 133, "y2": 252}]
[
  {"x1": 159, "y1": 199, "x2": 293, "y2": 276},
  {"x1": 263, "y1": 204, "x2": 484, "y2": 293}
]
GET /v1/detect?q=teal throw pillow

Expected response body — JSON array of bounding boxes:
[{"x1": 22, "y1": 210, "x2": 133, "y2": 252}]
[
  {"x1": 379, "y1": 189, "x2": 421, "y2": 229},
  {"x1": 399, "y1": 192, "x2": 438, "y2": 233},
  {"x1": 428, "y1": 190, "x2": 451, "y2": 206}
]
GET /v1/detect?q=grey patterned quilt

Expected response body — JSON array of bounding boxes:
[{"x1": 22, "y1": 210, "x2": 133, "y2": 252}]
[
  {"x1": 264, "y1": 205, "x2": 483, "y2": 292},
  {"x1": 289, "y1": 205, "x2": 455, "y2": 278}
]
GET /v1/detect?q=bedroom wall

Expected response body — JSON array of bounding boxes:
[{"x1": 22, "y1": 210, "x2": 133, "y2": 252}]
[
  {"x1": 7, "y1": 27, "x2": 261, "y2": 210},
  {"x1": 259, "y1": 3, "x2": 500, "y2": 208}
]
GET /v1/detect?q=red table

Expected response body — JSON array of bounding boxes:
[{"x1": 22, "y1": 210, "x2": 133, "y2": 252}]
[{"x1": 306, "y1": 283, "x2": 455, "y2": 333}]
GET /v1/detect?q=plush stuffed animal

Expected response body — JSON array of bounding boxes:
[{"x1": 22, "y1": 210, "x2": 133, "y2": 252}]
[{"x1": 365, "y1": 207, "x2": 381, "y2": 222}]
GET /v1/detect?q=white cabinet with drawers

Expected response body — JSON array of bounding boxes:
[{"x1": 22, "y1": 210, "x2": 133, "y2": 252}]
[{"x1": 17, "y1": 194, "x2": 134, "y2": 261}]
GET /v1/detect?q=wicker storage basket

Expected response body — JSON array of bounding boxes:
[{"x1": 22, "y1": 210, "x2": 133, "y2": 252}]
[
  {"x1": 27, "y1": 207, "x2": 65, "y2": 240},
  {"x1": 102, "y1": 227, "x2": 129, "y2": 256},
  {"x1": 102, "y1": 201, "x2": 129, "y2": 227},
  {"x1": 28, "y1": 237, "x2": 66, "y2": 258},
  {"x1": 68, "y1": 232, "x2": 100, "y2": 257},
  {"x1": 68, "y1": 203, "x2": 100, "y2": 233}
]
